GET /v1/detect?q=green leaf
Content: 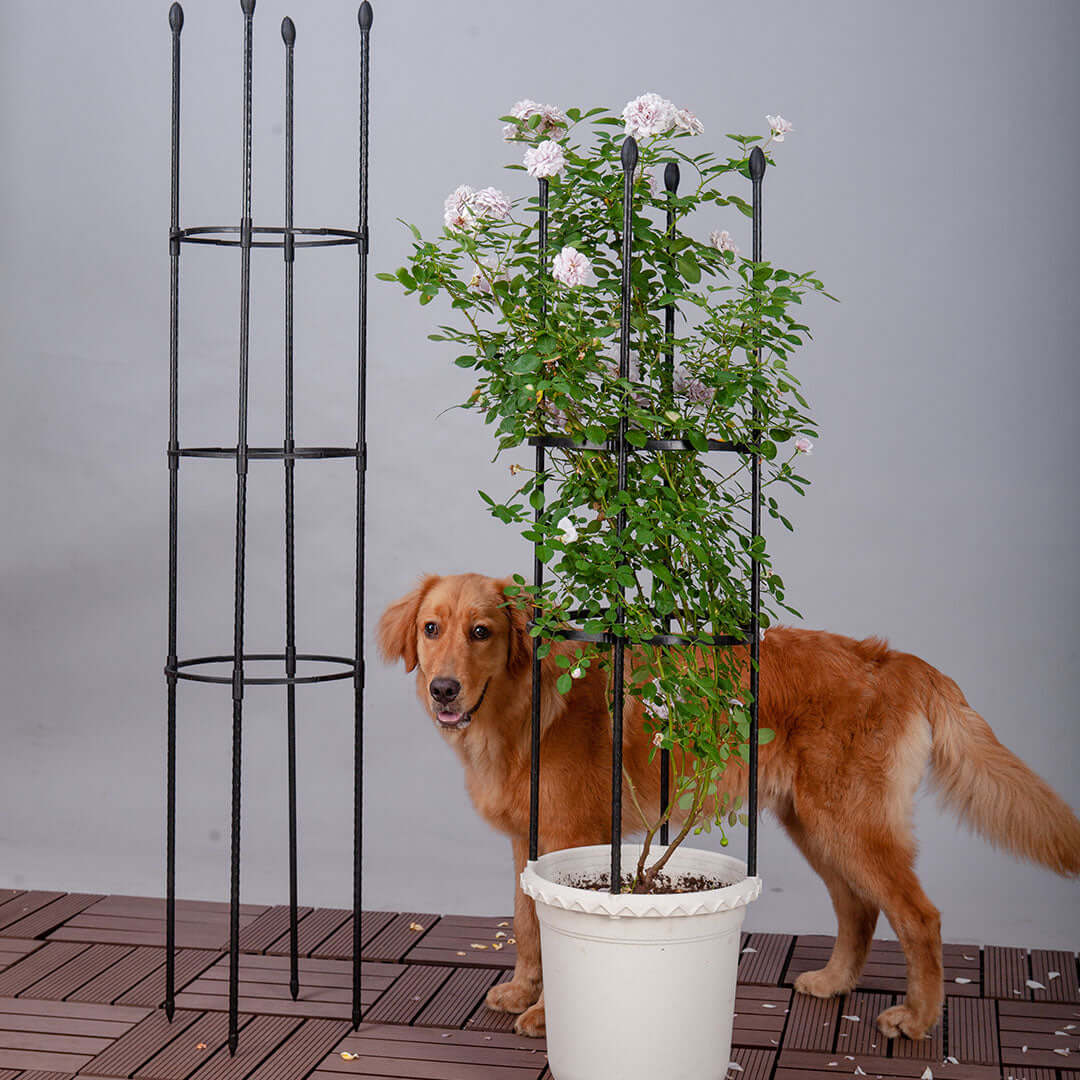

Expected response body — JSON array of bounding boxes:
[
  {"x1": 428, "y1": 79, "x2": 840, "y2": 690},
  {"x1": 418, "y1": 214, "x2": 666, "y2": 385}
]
[
  {"x1": 556, "y1": 673, "x2": 572, "y2": 694},
  {"x1": 758, "y1": 727, "x2": 775, "y2": 745},
  {"x1": 625, "y1": 429, "x2": 648, "y2": 447}
]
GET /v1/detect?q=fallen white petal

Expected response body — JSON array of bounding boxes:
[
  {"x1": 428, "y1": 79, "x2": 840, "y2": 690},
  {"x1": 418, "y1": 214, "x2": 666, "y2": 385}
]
[
  {"x1": 828, "y1": 1063, "x2": 838, "y2": 1068},
  {"x1": 844, "y1": 1056, "x2": 855, "y2": 1061},
  {"x1": 1021, "y1": 1045, "x2": 1028, "y2": 1053},
  {"x1": 946, "y1": 1057, "x2": 959, "y2": 1064},
  {"x1": 1053, "y1": 1049, "x2": 1070, "y2": 1057},
  {"x1": 954, "y1": 977, "x2": 972, "y2": 984},
  {"x1": 842, "y1": 1015, "x2": 861, "y2": 1022},
  {"x1": 728, "y1": 1063, "x2": 744, "y2": 1073},
  {"x1": 854, "y1": 1068, "x2": 867, "y2": 1076},
  {"x1": 963, "y1": 954, "x2": 976, "y2": 961},
  {"x1": 742, "y1": 946, "x2": 758, "y2": 954},
  {"x1": 1048, "y1": 971, "x2": 1061, "y2": 980},
  {"x1": 1066, "y1": 1024, "x2": 1077, "y2": 1030},
  {"x1": 1026, "y1": 980, "x2": 1046, "y2": 990},
  {"x1": 1055, "y1": 1030, "x2": 1068, "y2": 1036},
  {"x1": 922, "y1": 1068, "x2": 933, "y2": 1080},
  {"x1": 762, "y1": 1003, "x2": 776, "y2": 1008}
]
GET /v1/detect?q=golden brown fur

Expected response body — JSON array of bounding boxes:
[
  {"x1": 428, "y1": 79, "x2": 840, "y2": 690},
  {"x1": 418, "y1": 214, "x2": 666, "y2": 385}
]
[{"x1": 379, "y1": 573, "x2": 1080, "y2": 1041}]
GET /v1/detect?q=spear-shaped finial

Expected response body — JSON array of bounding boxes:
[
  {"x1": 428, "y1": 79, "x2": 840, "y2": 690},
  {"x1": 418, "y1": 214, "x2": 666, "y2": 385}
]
[
  {"x1": 169, "y1": 2, "x2": 183, "y2": 32},
  {"x1": 281, "y1": 16, "x2": 295, "y2": 44},
  {"x1": 749, "y1": 146, "x2": 766, "y2": 181},
  {"x1": 240, "y1": 0, "x2": 256, "y2": 15},
  {"x1": 664, "y1": 160, "x2": 680, "y2": 194},
  {"x1": 621, "y1": 135, "x2": 638, "y2": 174},
  {"x1": 358, "y1": 2, "x2": 373, "y2": 30}
]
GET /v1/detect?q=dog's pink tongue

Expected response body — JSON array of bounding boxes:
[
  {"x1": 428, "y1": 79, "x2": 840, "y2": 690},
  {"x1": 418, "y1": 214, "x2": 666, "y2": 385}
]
[{"x1": 438, "y1": 711, "x2": 460, "y2": 725}]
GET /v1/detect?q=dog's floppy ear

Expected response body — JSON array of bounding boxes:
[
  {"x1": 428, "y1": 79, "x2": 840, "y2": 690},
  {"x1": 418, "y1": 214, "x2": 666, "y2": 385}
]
[
  {"x1": 378, "y1": 575, "x2": 438, "y2": 673},
  {"x1": 497, "y1": 577, "x2": 532, "y2": 675}
]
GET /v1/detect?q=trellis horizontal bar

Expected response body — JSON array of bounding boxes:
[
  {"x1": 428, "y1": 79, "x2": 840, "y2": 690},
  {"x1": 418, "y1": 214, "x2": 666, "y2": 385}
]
[
  {"x1": 528, "y1": 434, "x2": 751, "y2": 454},
  {"x1": 172, "y1": 225, "x2": 365, "y2": 250},
  {"x1": 528, "y1": 617, "x2": 750, "y2": 649},
  {"x1": 171, "y1": 447, "x2": 358, "y2": 461},
  {"x1": 166, "y1": 653, "x2": 356, "y2": 686}
]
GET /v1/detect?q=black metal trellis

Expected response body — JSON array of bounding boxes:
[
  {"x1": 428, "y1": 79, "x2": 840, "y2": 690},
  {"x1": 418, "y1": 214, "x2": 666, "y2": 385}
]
[
  {"x1": 164, "y1": 0, "x2": 372, "y2": 1054},
  {"x1": 526, "y1": 140, "x2": 767, "y2": 889}
]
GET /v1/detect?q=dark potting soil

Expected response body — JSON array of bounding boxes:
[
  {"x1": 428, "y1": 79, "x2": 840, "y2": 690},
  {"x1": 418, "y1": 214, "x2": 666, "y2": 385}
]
[{"x1": 563, "y1": 871, "x2": 735, "y2": 895}]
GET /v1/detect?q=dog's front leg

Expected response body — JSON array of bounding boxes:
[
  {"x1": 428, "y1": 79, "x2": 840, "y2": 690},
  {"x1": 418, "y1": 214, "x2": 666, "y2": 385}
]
[{"x1": 485, "y1": 835, "x2": 545, "y2": 1036}]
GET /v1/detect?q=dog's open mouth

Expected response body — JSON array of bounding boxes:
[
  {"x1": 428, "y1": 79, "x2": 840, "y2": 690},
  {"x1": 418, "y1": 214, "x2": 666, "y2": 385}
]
[{"x1": 433, "y1": 680, "x2": 489, "y2": 732}]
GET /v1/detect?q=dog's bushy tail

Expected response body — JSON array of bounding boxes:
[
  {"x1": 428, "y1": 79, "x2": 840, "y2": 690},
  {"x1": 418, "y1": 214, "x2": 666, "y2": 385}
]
[{"x1": 926, "y1": 668, "x2": 1080, "y2": 877}]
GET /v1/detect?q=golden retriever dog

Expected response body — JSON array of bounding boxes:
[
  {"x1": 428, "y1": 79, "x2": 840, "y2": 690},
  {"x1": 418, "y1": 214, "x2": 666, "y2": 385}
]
[{"x1": 379, "y1": 572, "x2": 1080, "y2": 1041}]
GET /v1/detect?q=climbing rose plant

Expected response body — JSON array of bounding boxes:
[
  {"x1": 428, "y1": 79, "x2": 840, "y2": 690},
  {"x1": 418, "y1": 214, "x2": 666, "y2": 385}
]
[{"x1": 383, "y1": 95, "x2": 828, "y2": 891}]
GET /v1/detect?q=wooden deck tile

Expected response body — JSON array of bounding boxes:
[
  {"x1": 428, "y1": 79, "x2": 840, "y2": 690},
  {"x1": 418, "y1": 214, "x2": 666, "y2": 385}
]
[
  {"x1": 114, "y1": 949, "x2": 221, "y2": 1008},
  {"x1": 0, "y1": 896, "x2": 104, "y2": 941},
  {"x1": 79, "y1": 1007, "x2": 203, "y2": 1077},
  {"x1": 0, "y1": 997, "x2": 147, "y2": 1075},
  {"x1": 464, "y1": 972, "x2": 520, "y2": 1034},
  {"x1": 0, "y1": 895, "x2": 67, "y2": 936},
  {"x1": 265, "y1": 908, "x2": 352, "y2": 960},
  {"x1": 237, "y1": 906, "x2": 315, "y2": 954},
  {"x1": 312, "y1": 1023, "x2": 547, "y2": 1080},
  {"x1": 184, "y1": 1014, "x2": 302, "y2": 1080},
  {"x1": 0, "y1": 945, "x2": 92, "y2": 998},
  {"x1": 785, "y1": 991, "x2": 841, "y2": 1052},
  {"x1": 733, "y1": 985, "x2": 791, "y2": 1050},
  {"x1": 364, "y1": 966, "x2": 453, "y2": 1026},
  {"x1": 891, "y1": 1004, "x2": 943, "y2": 1061},
  {"x1": 174, "y1": 954, "x2": 403, "y2": 1021},
  {"x1": 69, "y1": 948, "x2": 173, "y2": 1006},
  {"x1": 405, "y1": 916, "x2": 517, "y2": 970},
  {"x1": 1029, "y1": 950, "x2": 1079, "y2": 1003},
  {"x1": 740, "y1": 933, "x2": 794, "y2": 986},
  {"x1": 311, "y1": 911, "x2": 395, "y2": 961},
  {"x1": 18, "y1": 945, "x2": 133, "y2": 1002},
  {"x1": 946, "y1": 995, "x2": 999, "y2": 1065},
  {"x1": 0, "y1": 1070, "x2": 17, "y2": 1080},
  {"x1": 834, "y1": 992, "x2": 892, "y2": 1057},
  {"x1": 0, "y1": 939, "x2": 41, "y2": 976},
  {"x1": 243, "y1": 1018, "x2": 351, "y2": 1080},
  {"x1": 998, "y1": 999, "x2": 1080, "y2": 1070},
  {"x1": 365, "y1": 914, "x2": 441, "y2": 965},
  {"x1": 131, "y1": 1009, "x2": 251, "y2": 1078},
  {"x1": 776, "y1": 1049, "x2": 1000, "y2": 1080},
  {"x1": 985, "y1": 946, "x2": 1028, "y2": 1000},
  {"x1": 732, "y1": 1046, "x2": 777, "y2": 1080},
  {"x1": 414, "y1": 968, "x2": 502, "y2": 1029}
]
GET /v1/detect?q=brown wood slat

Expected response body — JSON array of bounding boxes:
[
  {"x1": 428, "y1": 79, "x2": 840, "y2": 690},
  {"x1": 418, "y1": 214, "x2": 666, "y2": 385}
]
[
  {"x1": 0, "y1": 944, "x2": 91, "y2": 998},
  {"x1": 80, "y1": 1008, "x2": 203, "y2": 1078},
  {"x1": 237, "y1": 906, "x2": 315, "y2": 954},
  {"x1": 364, "y1": 914, "x2": 440, "y2": 964},
  {"x1": 16, "y1": 1071, "x2": 78, "y2": 1080},
  {"x1": 415, "y1": 967, "x2": 502, "y2": 1029},
  {"x1": 945, "y1": 996, "x2": 998, "y2": 1066},
  {"x1": 465, "y1": 971, "x2": 521, "y2": 1034},
  {"x1": 740, "y1": 934, "x2": 794, "y2": 986},
  {"x1": 0, "y1": 894, "x2": 66, "y2": 935},
  {"x1": 405, "y1": 915, "x2": 518, "y2": 970},
  {"x1": 0, "y1": 890, "x2": 23, "y2": 905},
  {"x1": 0, "y1": 939, "x2": 41, "y2": 967},
  {"x1": 732, "y1": 1047, "x2": 777, "y2": 1080},
  {"x1": 79, "y1": 897, "x2": 267, "y2": 920},
  {"x1": 364, "y1": 966, "x2": 452, "y2": 1026},
  {"x1": 1001, "y1": 1070, "x2": 1055, "y2": 1080},
  {"x1": 0, "y1": 895, "x2": 104, "y2": 941},
  {"x1": 891, "y1": 1002, "x2": 943, "y2": 1060},
  {"x1": 69, "y1": 947, "x2": 171, "y2": 1005},
  {"x1": 776, "y1": 1049, "x2": 999, "y2": 1080},
  {"x1": 315, "y1": 1023, "x2": 547, "y2": 1079},
  {"x1": 834, "y1": 991, "x2": 891, "y2": 1056},
  {"x1": 266, "y1": 909, "x2": 351, "y2": 958},
  {"x1": 311, "y1": 911, "x2": 395, "y2": 961},
  {"x1": 19, "y1": 945, "x2": 132, "y2": 1002},
  {"x1": 115, "y1": 949, "x2": 221, "y2": 1008},
  {"x1": 985, "y1": 945, "x2": 1028, "y2": 1000},
  {"x1": 244, "y1": 1018, "x2": 351, "y2": 1080},
  {"x1": 1029, "y1": 949, "x2": 1080, "y2": 1003},
  {"x1": 784, "y1": 991, "x2": 840, "y2": 1052},
  {"x1": 998, "y1": 998, "x2": 1080, "y2": 1069},
  {"x1": 131, "y1": 1010, "x2": 252, "y2": 1078},
  {"x1": 185, "y1": 1014, "x2": 301, "y2": 1080}
]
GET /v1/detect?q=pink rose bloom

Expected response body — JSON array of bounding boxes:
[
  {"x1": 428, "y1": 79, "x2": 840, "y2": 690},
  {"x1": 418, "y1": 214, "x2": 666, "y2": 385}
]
[
  {"x1": 673, "y1": 106, "x2": 704, "y2": 135},
  {"x1": 468, "y1": 186, "x2": 511, "y2": 222},
  {"x1": 622, "y1": 92, "x2": 677, "y2": 140},
  {"x1": 652, "y1": 731, "x2": 663, "y2": 748},
  {"x1": 504, "y1": 99, "x2": 568, "y2": 140},
  {"x1": 766, "y1": 114, "x2": 794, "y2": 141},
  {"x1": 524, "y1": 140, "x2": 566, "y2": 179},
  {"x1": 443, "y1": 185, "x2": 475, "y2": 231},
  {"x1": 551, "y1": 245, "x2": 592, "y2": 287},
  {"x1": 794, "y1": 436, "x2": 813, "y2": 454},
  {"x1": 710, "y1": 229, "x2": 739, "y2": 256}
]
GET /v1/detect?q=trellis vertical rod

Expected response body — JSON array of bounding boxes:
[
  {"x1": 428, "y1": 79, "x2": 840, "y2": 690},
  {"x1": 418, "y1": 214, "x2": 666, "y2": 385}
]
[
  {"x1": 528, "y1": 176, "x2": 549, "y2": 865},
  {"x1": 352, "y1": 0, "x2": 372, "y2": 1032},
  {"x1": 281, "y1": 14, "x2": 300, "y2": 1004},
  {"x1": 747, "y1": 145, "x2": 766, "y2": 879},
  {"x1": 227, "y1": 0, "x2": 257, "y2": 1055},
  {"x1": 611, "y1": 137, "x2": 637, "y2": 893},
  {"x1": 165, "y1": 0, "x2": 183, "y2": 1024},
  {"x1": 659, "y1": 160, "x2": 680, "y2": 847}
]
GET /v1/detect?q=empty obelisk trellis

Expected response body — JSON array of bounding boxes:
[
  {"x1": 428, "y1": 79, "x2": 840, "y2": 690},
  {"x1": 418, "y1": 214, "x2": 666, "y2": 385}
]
[{"x1": 163, "y1": 0, "x2": 372, "y2": 1055}]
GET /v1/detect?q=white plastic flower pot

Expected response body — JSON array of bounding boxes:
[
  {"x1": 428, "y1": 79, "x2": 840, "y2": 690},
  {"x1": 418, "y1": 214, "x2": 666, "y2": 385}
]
[{"x1": 520, "y1": 843, "x2": 761, "y2": 1080}]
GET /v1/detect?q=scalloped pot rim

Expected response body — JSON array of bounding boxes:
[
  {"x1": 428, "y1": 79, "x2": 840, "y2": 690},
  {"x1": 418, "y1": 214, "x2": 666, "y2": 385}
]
[{"x1": 521, "y1": 843, "x2": 762, "y2": 919}]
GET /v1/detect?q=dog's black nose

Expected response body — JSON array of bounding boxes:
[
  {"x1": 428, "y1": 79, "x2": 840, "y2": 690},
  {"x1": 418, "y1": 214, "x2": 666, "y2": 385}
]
[{"x1": 430, "y1": 677, "x2": 461, "y2": 704}]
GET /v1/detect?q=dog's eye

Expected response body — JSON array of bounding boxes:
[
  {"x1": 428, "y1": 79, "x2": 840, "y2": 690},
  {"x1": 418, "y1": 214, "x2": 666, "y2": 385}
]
[
  {"x1": 423, "y1": 621, "x2": 439, "y2": 638},
  {"x1": 471, "y1": 625, "x2": 491, "y2": 641}
]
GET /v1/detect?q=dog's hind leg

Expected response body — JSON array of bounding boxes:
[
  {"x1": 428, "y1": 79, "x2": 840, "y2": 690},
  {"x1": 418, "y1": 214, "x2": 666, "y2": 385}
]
[{"x1": 780, "y1": 804, "x2": 879, "y2": 998}]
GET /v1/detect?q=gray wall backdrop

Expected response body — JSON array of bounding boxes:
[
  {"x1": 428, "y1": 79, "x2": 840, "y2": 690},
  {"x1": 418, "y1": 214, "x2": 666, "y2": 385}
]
[{"x1": 2, "y1": 0, "x2": 1077, "y2": 949}]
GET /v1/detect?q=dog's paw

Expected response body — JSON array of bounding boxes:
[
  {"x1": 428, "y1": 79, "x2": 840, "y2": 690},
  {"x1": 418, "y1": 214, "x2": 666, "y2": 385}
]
[
  {"x1": 514, "y1": 1001, "x2": 546, "y2": 1038},
  {"x1": 486, "y1": 979, "x2": 540, "y2": 1015},
  {"x1": 794, "y1": 968, "x2": 854, "y2": 999},
  {"x1": 876, "y1": 1003, "x2": 933, "y2": 1040}
]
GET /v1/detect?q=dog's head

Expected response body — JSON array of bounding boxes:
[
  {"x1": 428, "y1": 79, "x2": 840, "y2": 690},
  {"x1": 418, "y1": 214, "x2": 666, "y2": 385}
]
[{"x1": 378, "y1": 573, "x2": 532, "y2": 735}]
